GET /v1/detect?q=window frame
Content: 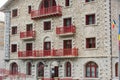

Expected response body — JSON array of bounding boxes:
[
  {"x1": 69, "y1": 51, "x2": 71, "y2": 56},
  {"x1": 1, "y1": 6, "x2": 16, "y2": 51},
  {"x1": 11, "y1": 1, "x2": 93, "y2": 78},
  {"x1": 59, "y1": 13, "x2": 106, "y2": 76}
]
[
  {"x1": 86, "y1": 14, "x2": 95, "y2": 25},
  {"x1": 44, "y1": 21, "x2": 51, "y2": 30},
  {"x1": 65, "y1": 62, "x2": 71, "y2": 77},
  {"x1": 11, "y1": 63, "x2": 18, "y2": 75},
  {"x1": 63, "y1": 18, "x2": 72, "y2": 27},
  {"x1": 86, "y1": 37, "x2": 96, "y2": 49},
  {"x1": 65, "y1": 0, "x2": 70, "y2": 6},
  {"x1": 26, "y1": 62, "x2": 32, "y2": 75},
  {"x1": 85, "y1": 0, "x2": 95, "y2": 2},
  {"x1": 11, "y1": 44, "x2": 17, "y2": 52},
  {"x1": 115, "y1": 62, "x2": 118, "y2": 77},
  {"x1": 12, "y1": 9, "x2": 18, "y2": 17},
  {"x1": 11, "y1": 26, "x2": 17, "y2": 35},
  {"x1": 37, "y1": 62, "x2": 44, "y2": 77},
  {"x1": 28, "y1": 5, "x2": 31, "y2": 14},
  {"x1": 85, "y1": 62, "x2": 98, "y2": 78}
]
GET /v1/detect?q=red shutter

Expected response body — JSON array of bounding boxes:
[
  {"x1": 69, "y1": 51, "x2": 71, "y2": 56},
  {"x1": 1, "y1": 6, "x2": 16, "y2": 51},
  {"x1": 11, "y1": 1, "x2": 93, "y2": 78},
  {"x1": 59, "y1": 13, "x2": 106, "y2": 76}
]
[
  {"x1": 86, "y1": 39, "x2": 89, "y2": 48},
  {"x1": 92, "y1": 38, "x2": 95, "y2": 48},
  {"x1": 86, "y1": 15, "x2": 89, "y2": 25},
  {"x1": 92, "y1": 14, "x2": 95, "y2": 24},
  {"x1": 66, "y1": 0, "x2": 70, "y2": 6},
  {"x1": 28, "y1": 62, "x2": 31, "y2": 75},
  {"x1": 54, "y1": 66, "x2": 58, "y2": 77},
  {"x1": 28, "y1": 6, "x2": 31, "y2": 14}
]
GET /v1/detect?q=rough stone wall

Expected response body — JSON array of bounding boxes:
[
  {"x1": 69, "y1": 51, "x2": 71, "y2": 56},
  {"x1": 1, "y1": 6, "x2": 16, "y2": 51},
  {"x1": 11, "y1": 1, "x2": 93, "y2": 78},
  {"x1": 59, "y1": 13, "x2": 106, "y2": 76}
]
[{"x1": 3, "y1": 0, "x2": 120, "y2": 80}]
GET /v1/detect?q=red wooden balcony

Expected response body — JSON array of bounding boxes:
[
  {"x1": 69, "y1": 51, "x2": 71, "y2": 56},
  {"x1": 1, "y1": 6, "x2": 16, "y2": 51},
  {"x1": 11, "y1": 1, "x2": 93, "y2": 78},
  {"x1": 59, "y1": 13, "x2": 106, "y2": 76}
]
[
  {"x1": 20, "y1": 31, "x2": 35, "y2": 40},
  {"x1": 31, "y1": 6, "x2": 62, "y2": 19},
  {"x1": 56, "y1": 25, "x2": 76, "y2": 36},
  {"x1": 18, "y1": 48, "x2": 78, "y2": 59}
]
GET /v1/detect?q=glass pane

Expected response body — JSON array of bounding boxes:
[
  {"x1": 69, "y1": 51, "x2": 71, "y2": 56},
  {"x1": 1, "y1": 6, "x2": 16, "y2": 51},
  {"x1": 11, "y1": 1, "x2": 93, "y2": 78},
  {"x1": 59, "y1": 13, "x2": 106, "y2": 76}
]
[
  {"x1": 91, "y1": 67, "x2": 95, "y2": 77},
  {"x1": 86, "y1": 67, "x2": 90, "y2": 77}
]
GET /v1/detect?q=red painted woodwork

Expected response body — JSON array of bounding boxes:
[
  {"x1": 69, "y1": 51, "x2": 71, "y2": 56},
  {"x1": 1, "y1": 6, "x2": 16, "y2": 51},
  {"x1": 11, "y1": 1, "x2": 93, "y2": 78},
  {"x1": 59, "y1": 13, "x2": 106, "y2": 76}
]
[
  {"x1": 31, "y1": 6, "x2": 62, "y2": 19},
  {"x1": 56, "y1": 25, "x2": 76, "y2": 35},
  {"x1": 18, "y1": 48, "x2": 78, "y2": 58},
  {"x1": 20, "y1": 31, "x2": 35, "y2": 39}
]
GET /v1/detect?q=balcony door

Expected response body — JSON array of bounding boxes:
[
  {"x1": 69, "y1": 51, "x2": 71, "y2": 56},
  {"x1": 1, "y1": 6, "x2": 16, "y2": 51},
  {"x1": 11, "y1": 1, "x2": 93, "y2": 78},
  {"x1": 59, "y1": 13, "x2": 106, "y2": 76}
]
[
  {"x1": 26, "y1": 43, "x2": 32, "y2": 56},
  {"x1": 63, "y1": 40, "x2": 72, "y2": 55},
  {"x1": 63, "y1": 18, "x2": 72, "y2": 33},
  {"x1": 51, "y1": 61, "x2": 59, "y2": 78},
  {"x1": 44, "y1": 42, "x2": 51, "y2": 56},
  {"x1": 26, "y1": 24, "x2": 33, "y2": 37},
  {"x1": 40, "y1": 0, "x2": 56, "y2": 8}
]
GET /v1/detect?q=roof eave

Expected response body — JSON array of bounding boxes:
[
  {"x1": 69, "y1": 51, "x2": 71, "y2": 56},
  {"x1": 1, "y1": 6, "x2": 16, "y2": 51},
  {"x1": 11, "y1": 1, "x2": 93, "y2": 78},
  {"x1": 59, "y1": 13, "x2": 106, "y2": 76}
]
[{"x1": 0, "y1": 0, "x2": 13, "y2": 12}]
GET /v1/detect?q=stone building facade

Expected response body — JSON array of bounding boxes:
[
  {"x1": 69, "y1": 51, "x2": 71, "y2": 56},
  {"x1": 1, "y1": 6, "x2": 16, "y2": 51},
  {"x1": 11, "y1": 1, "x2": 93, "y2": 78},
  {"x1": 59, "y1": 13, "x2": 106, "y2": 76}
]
[
  {"x1": 0, "y1": 21, "x2": 4, "y2": 68},
  {"x1": 0, "y1": 0, "x2": 120, "y2": 80}
]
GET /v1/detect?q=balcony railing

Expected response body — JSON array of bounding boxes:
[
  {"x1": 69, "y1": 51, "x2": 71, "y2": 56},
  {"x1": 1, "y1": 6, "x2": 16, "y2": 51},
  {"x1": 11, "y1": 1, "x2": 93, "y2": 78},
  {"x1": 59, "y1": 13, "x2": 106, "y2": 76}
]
[
  {"x1": 37, "y1": 77, "x2": 73, "y2": 80},
  {"x1": 56, "y1": 25, "x2": 76, "y2": 35},
  {"x1": 31, "y1": 6, "x2": 62, "y2": 19},
  {"x1": 18, "y1": 48, "x2": 78, "y2": 58},
  {"x1": 20, "y1": 31, "x2": 35, "y2": 40}
]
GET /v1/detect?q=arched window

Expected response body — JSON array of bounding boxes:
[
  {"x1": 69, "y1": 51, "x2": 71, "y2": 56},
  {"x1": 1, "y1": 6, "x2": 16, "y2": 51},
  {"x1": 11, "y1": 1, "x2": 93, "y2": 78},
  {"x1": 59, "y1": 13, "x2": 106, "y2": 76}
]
[
  {"x1": 26, "y1": 62, "x2": 32, "y2": 75},
  {"x1": 11, "y1": 62, "x2": 18, "y2": 75},
  {"x1": 85, "y1": 62, "x2": 98, "y2": 78},
  {"x1": 65, "y1": 62, "x2": 71, "y2": 77},
  {"x1": 40, "y1": 0, "x2": 56, "y2": 9},
  {"x1": 115, "y1": 62, "x2": 118, "y2": 77},
  {"x1": 37, "y1": 62, "x2": 44, "y2": 77}
]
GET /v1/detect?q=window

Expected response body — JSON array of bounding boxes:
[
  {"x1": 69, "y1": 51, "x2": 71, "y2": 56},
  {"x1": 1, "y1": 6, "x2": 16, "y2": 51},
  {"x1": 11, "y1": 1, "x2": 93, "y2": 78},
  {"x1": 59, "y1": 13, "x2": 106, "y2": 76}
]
[
  {"x1": 65, "y1": 0, "x2": 70, "y2": 6},
  {"x1": 86, "y1": 62, "x2": 98, "y2": 78},
  {"x1": 115, "y1": 62, "x2": 118, "y2": 77},
  {"x1": 86, "y1": 0, "x2": 94, "y2": 2},
  {"x1": 44, "y1": 42, "x2": 51, "y2": 50},
  {"x1": 11, "y1": 63, "x2": 18, "y2": 75},
  {"x1": 64, "y1": 18, "x2": 71, "y2": 27},
  {"x1": 12, "y1": 9, "x2": 18, "y2": 17},
  {"x1": 86, "y1": 14, "x2": 95, "y2": 25},
  {"x1": 11, "y1": 44, "x2": 17, "y2": 52},
  {"x1": 65, "y1": 62, "x2": 71, "y2": 77},
  {"x1": 26, "y1": 62, "x2": 32, "y2": 75},
  {"x1": 28, "y1": 5, "x2": 31, "y2": 14},
  {"x1": 37, "y1": 62, "x2": 44, "y2": 77},
  {"x1": 86, "y1": 38, "x2": 96, "y2": 48},
  {"x1": 41, "y1": 0, "x2": 56, "y2": 8},
  {"x1": 44, "y1": 21, "x2": 51, "y2": 30},
  {"x1": 64, "y1": 40, "x2": 72, "y2": 49},
  {"x1": 12, "y1": 26, "x2": 17, "y2": 34},
  {"x1": 26, "y1": 24, "x2": 33, "y2": 31}
]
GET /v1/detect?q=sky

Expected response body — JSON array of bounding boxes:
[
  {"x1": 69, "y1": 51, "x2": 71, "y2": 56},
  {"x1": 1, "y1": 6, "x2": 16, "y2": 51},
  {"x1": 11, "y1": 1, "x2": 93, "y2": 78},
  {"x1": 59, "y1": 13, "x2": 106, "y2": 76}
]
[{"x1": 0, "y1": 0, "x2": 8, "y2": 21}]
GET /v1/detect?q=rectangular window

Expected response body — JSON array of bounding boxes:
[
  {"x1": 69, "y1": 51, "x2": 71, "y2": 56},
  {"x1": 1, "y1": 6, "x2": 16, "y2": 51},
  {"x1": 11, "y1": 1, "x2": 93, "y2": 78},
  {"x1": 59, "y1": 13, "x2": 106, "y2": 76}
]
[
  {"x1": 86, "y1": 38, "x2": 96, "y2": 48},
  {"x1": 64, "y1": 18, "x2": 71, "y2": 27},
  {"x1": 28, "y1": 5, "x2": 31, "y2": 14},
  {"x1": 86, "y1": 0, "x2": 94, "y2": 2},
  {"x1": 65, "y1": 0, "x2": 70, "y2": 6},
  {"x1": 12, "y1": 9, "x2": 18, "y2": 17},
  {"x1": 44, "y1": 21, "x2": 51, "y2": 30},
  {"x1": 64, "y1": 40, "x2": 72, "y2": 49},
  {"x1": 86, "y1": 14, "x2": 95, "y2": 25},
  {"x1": 12, "y1": 26, "x2": 17, "y2": 34},
  {"x1": 26, "y1": 24, "x2": 33, "y2": 31},
  {"x1": 11, "y1": 44, "x2": 17, "y2": 52}
]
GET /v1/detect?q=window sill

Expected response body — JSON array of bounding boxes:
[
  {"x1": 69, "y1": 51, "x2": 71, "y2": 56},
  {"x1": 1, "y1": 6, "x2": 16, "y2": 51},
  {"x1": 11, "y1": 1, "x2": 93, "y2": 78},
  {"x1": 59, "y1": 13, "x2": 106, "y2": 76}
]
[
  {"x1": 11, "y1": 52, "x2": 17, "y2": 54},
  {"x1": 85, "y1": 24, "x2": 97, "y2": 27},
  {"x1": 12, "y1": 15, "x2": 19, "y2": 19},
  {"x1": 10, "y1": 34, "x2": 18, "y2": 36},
  {"x1": 84, "y1": 1, "x2": 96, "y2": 5},
  {"x1": 86, "y1": 48, "x2": 97, "y2": 50},
  {"x1": 44, "y1": 30, "x2": 52, "y2": 32}
]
